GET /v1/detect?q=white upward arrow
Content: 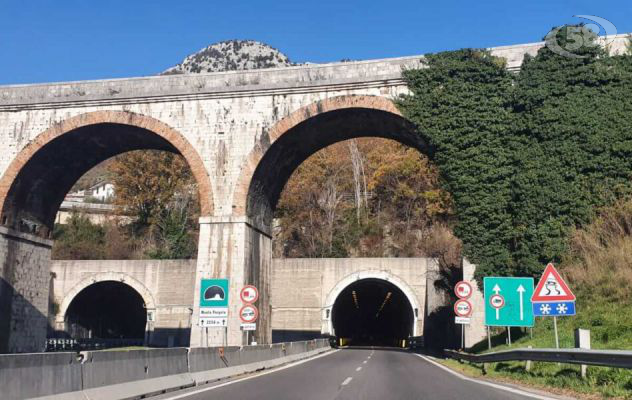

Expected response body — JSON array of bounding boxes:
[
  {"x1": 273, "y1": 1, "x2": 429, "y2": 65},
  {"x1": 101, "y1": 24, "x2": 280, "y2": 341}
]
[
  {"x1": 517, "y1": 285, "x2": 525, "y2": 321},
  {"x1": 493, "y1": 284, "x2": 501, "y2": 319}
]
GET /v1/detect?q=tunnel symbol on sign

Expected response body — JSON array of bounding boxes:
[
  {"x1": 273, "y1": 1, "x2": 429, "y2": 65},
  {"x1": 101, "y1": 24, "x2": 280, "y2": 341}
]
[{"x1": 204, "y1": 285, "x2": 225, "y2": 301}]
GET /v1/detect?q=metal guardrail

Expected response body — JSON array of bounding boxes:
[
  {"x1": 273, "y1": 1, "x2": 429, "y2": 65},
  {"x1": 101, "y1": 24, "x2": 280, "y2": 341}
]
[
  {"x1": 408, "y1": 336, "x2": 425, "y2": 349},
  {"x1": 445, "y1": 348, "x2": 632, "y2": 369},
  {"x1": 46, "y1": 338, "x2": 144, "y2": 352}
]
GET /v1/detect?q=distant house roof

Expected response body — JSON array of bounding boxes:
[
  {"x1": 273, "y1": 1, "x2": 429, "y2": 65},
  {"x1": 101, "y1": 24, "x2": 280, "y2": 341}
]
[{"x1": 88, "y1": 181, "x2": 114, "y2": 191}]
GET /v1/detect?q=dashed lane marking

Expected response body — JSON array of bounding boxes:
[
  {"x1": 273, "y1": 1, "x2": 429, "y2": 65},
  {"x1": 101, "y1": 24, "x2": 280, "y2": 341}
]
[
  {"x1": 356, "y1": 367, "x2": 362, "y2": 371},
  {"x1": 341, "y1": 377, "x2": 353, "y2": 386}
]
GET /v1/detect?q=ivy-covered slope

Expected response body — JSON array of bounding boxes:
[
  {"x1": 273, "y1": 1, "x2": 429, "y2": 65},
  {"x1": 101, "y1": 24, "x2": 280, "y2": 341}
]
[
  {"x1": 397, "y1": 50, "x2": 515, "y2": 279},
  {"x1": 398, "y1": 26, "x2": 632, "y2": 281}
]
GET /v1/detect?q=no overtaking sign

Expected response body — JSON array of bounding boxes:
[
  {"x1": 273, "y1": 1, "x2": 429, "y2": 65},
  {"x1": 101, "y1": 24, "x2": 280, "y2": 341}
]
[{"x1": 240, "y1": 304, "x2": 258, "y2": 323}]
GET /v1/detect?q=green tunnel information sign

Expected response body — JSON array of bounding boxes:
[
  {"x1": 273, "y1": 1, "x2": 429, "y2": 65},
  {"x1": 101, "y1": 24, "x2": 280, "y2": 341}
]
[
  {"x1": 484, "y1": 277, "x2": 534, "y2": 327},
  {"x1": 200, "y1": 278, "x2": 229, "y2": 308}
]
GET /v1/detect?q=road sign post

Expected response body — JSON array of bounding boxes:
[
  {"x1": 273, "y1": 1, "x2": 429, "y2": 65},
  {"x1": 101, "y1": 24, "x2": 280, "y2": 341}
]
[
  {"x1": 484, "y1": 277, "x2": 534, "y2": 328},
  {"x1": 454, "y1": 298, "x2": 472, "y2": 349},
  {"x1": 239, "y1": 285, "x2": 259, "y2": 345},
  {"x1": 454, "y1": 281, "x2": 474, "y2": 350},
  {"x1": 199, "y1": 279, "x2": 230, "y2": 329},
  {"x1": 532, "y1": 263, "x2": 577, "y2": 349}
]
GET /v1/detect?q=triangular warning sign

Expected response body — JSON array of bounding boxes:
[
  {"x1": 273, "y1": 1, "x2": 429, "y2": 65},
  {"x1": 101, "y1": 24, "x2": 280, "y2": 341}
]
[{"x1": 532, "y1": 263, "x2": 576, "y2": 302}]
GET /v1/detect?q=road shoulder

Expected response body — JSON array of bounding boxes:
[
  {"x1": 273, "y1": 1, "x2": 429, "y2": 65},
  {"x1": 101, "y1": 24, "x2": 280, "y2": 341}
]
[
  {"x1": 151, "y1": 349, "x2": 340, "y2": 400},
  {"x1": 416, "y1": 354, "x2": 580, "y2": 400}
]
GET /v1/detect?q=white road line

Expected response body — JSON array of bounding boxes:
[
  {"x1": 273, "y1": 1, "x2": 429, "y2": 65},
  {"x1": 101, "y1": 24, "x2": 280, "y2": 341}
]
[
  {"x1": 415, "y1": 354, "x2": 557, "y2": 400},
  {"x1": 363, "y1": 360, "x2": 368, "y2": 364},
  {"x1": 162, "y1": 350, "x2": 340, "y2": 400},
  {"x1": 341, "y1": 377, "x2": 353, "y2": 386},
  {"x1": 356, "y1": 367, "x2": 362, "y2": 371}
]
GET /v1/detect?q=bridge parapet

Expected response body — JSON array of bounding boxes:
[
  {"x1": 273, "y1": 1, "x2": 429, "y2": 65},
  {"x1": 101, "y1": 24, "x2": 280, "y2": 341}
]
[
  {"x1": 2, "y1": 35, "x2": 630, "y2": 110},
  {"x1": 0, "y1": 56, "x2": 422, "y2": 109}
]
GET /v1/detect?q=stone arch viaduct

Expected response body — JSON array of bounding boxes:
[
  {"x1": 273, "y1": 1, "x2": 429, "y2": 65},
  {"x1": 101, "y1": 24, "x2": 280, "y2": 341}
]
[{"x1": 1, "y1": 37, "x2": 629, "y2": 352}]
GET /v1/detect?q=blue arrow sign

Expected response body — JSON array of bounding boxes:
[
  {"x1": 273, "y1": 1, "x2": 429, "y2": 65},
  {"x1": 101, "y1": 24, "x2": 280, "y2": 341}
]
[{"x1": 533, "y1": 301, "x2": 576, "y2": 317}]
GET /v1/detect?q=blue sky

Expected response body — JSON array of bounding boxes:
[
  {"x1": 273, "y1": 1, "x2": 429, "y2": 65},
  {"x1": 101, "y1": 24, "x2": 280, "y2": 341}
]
[{"x1": 1, "y1": 0, "x2": 630, "y2": 85}]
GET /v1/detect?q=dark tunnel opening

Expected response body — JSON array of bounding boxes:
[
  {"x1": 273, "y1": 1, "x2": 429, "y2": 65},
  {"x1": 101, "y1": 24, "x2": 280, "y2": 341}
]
[
  {"x1": 332, "y1": 279, "x2": 414, "y2": 347},
  {"x1": 65, "y1": 281, "x2": 147, "y2": 340}
]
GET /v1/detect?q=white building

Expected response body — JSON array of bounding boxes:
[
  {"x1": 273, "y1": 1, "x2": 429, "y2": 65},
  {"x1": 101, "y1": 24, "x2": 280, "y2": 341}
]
[{"x1": 88, "y1": 181, "x2": 115, "y2": 202}]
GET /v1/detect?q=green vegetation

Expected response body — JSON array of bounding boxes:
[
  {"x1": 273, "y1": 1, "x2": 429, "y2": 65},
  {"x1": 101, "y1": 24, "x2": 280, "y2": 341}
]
[
  {"x1": 402, "y1": 30, "x2": 632, "y2": 395},
  {"x1": 399, "y1": 25, "x2": 632, "y2": 282},
  {"x1": 398, "y1": 48, "x2": 515, "y2": 279},
  {"x1": 443, "y1": 296, "x2": 632, "y2": 399},
  {"x1": 440, "y1": 198, "x2": 632, "y2": 398},
  {"x1": 52, "y1": 214, "x2": 107, "y2": 259},
  {"x1": 52, "y1": 150, "x2": 199, "y2": 260}
]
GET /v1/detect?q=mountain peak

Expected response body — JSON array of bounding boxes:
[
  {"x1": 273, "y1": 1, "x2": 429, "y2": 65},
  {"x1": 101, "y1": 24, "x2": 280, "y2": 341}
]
[{"x1": 163, "y1": 40, "x2": 295, "y2": 75}]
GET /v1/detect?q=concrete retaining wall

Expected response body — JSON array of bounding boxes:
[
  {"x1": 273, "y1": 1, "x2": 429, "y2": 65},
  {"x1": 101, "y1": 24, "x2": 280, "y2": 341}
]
[
  {"x1": 2, "y1": 339, "x2": 330, "y2": 400},
  {"x1": 0, "y1": 352, "x2": 82, "y2": 399},
  {"x1": 82, "y1": 348, "x2": 190, "y2": 389}
]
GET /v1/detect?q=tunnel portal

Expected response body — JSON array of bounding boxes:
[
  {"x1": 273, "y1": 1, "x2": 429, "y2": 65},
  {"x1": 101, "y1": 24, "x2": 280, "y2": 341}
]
[
  {"x1": 65, "y1": 281, "x2": 147, "y2": 340},
  {"x1": 332, "y1": 279, "x2": 414, "y2": 347}
]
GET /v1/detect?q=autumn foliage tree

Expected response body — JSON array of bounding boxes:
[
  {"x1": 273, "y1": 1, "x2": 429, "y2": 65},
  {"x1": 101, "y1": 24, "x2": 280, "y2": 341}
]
[
  {"x1": 107, "y1": 150, "x2": 199, "y2": 259},
  {"x1": 274, "y1": 138, "x2": 456, "y2": 259}
]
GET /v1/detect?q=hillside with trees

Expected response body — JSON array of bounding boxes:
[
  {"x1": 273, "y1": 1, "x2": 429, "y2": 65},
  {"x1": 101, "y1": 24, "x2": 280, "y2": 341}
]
[
  {"x1": 398, "y1": 26, "x2": 632, "y2": 282},
  {"x1": 52, "y1": 150, "x2": 199, "y2": 260},
  {"x1": 274, "y1": 138, "x2": 457, "y2": 259}
]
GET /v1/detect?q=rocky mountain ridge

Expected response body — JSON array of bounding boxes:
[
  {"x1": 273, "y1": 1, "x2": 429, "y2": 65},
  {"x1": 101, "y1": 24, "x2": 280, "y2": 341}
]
[{"x1": 163, "y1": 40, "x2": 296, "y2": 75}]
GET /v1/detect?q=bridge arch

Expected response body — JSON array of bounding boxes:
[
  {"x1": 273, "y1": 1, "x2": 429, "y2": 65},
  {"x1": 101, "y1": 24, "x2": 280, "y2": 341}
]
[
  {"x1": 0, "y1": 110, "x2": 213, "y2": 236},
  {"x1": 323, "y1": 270, "x2": 420, "y2": 338},
  {"x1": 232, "y1": 95, "x2": 424, "y2": 221}
]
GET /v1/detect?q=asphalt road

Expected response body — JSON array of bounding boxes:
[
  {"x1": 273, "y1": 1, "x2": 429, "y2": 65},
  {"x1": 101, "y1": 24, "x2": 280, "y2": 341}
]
[{"x1": 159, "y1": 348, "x2": 558, "y2": 400}]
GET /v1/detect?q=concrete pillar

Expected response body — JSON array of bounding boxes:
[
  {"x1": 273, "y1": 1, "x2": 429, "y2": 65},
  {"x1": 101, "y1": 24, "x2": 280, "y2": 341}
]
[
  {"x1": 0, "y1": 227, "x2": 52, "y2": 353},
  {"x1": 190, "y1": 217, "x2": 272, "y2": 347}
]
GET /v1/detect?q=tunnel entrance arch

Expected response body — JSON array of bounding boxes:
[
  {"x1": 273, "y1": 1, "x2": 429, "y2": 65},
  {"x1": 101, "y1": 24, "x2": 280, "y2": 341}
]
[
  {"x1": 324, "y1": 271, "x2": 420, "y2": 341},
  {"x1": 331, "y1": 279, "x2": 413, "y2": 346},
  {"x1": 57, "y1": 272, "x2": 156, "y2": 343},
  {"x1": 64, "y1": 280, "x2": 148, "y2": 341}
]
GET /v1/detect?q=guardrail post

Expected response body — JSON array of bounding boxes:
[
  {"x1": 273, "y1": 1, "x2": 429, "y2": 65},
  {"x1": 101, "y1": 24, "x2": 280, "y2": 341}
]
[
  {"x1": 525, "y1": 345, "x2": 532, "y2": 371},
  {"x1": 575, "y1": 329, "x2": 590, "y2": 379}
]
